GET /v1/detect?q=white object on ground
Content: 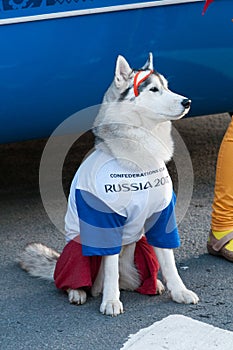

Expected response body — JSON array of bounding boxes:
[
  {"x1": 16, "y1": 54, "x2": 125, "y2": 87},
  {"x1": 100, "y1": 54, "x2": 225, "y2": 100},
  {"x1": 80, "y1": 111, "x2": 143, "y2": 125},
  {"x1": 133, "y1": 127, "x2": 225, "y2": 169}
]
[{"x1": 121, "y1": 314, "x2": 233, "y2": 350}]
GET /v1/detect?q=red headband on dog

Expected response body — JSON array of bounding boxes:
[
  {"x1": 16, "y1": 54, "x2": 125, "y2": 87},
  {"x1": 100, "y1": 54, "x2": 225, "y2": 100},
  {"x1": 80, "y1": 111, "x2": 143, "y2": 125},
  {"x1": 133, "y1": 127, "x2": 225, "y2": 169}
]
[{"x1": 133, "y1": 70, "x2": 154, "y2": 97}]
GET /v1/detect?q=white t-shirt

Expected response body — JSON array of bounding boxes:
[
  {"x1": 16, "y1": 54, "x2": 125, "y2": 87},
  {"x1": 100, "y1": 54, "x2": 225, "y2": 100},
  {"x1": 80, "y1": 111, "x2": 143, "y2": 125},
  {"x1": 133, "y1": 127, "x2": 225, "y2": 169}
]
[{"x1": 65, "y1": 150, "x2": 180, "y2": 256}]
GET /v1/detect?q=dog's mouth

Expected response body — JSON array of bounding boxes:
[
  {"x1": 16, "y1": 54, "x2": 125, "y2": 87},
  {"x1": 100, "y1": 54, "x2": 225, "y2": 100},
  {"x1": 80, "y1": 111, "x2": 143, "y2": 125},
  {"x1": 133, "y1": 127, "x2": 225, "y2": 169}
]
[
  {"x1": 168, "y1": 98, "x2": 191, "y2": 120},
  {"x1": 159, "y1": 108, "x2": 190, "y2": 121},
  {"x1": 169, "y1": 101, "x2": 191, "y2": 120},
  {"x1": 173, "y1": 108, "x2": 190, "y2": 120}
]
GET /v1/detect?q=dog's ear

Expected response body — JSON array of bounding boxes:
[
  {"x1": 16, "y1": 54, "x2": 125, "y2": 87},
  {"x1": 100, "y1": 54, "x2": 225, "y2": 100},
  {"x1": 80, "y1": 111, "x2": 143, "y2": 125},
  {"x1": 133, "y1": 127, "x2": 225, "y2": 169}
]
[
  {"x1": 142, "y1": 52, "x2": 154, "y2": 71},
  {"x1": 114, "y1": 55, "x2": 132, "y2": 89}
]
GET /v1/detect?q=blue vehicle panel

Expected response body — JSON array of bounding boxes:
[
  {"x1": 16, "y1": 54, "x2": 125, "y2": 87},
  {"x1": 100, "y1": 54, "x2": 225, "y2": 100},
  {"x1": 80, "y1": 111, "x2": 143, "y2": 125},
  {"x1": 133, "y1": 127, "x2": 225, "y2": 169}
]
[{"x1": 0, "y1": 0, "x2": 233, "y2": 143}]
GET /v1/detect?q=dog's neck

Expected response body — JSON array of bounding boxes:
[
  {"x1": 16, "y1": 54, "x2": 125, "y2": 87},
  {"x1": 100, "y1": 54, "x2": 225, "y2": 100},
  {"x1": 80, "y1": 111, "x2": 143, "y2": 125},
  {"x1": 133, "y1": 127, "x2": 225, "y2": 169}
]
[{"x1": 93, "y1": 101, "x2": 174, "y2": 171}]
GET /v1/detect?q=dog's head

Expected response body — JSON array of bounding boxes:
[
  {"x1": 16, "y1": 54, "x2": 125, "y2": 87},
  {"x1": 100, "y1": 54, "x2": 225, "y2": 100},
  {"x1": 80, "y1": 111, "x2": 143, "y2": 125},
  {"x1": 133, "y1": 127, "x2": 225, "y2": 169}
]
[{"x1": 111, "y1": 53, "x2": 191, "y2": 121}]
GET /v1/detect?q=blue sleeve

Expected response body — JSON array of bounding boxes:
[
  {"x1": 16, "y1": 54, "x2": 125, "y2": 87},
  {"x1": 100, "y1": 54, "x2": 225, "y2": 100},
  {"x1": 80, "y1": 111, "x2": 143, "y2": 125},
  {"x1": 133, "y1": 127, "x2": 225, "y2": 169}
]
[
  {"x1": 75, "y1": 189, "x2": 126, "y2": 256},
  {"x1": 145, "y1": 192, "x2": 180, "y2": 249}
]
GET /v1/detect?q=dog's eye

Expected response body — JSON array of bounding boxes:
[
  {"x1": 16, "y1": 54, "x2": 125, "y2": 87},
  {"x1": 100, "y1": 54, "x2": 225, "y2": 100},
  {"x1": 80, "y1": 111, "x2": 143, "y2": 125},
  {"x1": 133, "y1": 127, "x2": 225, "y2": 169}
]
[{"x1": 150, "y1": 87, "x2": 159, "y2": 93}]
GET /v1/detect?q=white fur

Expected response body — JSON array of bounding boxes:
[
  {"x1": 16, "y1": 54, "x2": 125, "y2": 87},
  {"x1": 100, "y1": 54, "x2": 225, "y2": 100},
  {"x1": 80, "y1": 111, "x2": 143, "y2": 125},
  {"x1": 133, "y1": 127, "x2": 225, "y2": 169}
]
[
  {"x1": 18, "y1": 54, "x2": 198, "y2": 316},
  {"x1": 93, "y1": 55, "x2": 189, "y2": 171},
  {"x1": 100, "y1": 255, "x2": 123, "y2": 316},
  {"x1": 92, "y1": 53, "x2": 198, "y2": 314},
  {"x1": 154, "y1": 248, "x2": 199, "y2": 304},
  {"x1": 68, "y1": 288, "x2": 87, "y2": 305},
  {"x1": 17, "y1": 243, "x2": 59, "y2": 280}
]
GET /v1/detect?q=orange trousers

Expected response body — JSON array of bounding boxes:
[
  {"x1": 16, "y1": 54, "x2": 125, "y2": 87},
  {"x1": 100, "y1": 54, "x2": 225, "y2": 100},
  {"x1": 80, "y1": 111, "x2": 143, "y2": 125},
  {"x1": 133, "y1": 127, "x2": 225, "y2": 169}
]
[{"x1": 211, "y1": 116, "x2": 233, "y2": 231}]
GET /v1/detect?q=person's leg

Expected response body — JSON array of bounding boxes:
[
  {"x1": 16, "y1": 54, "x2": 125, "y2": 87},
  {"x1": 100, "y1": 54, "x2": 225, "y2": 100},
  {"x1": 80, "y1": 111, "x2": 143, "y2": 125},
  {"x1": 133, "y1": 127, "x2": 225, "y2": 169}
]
[{"x1": 208, "y1": 116, "x2": 233, "y2": 260}]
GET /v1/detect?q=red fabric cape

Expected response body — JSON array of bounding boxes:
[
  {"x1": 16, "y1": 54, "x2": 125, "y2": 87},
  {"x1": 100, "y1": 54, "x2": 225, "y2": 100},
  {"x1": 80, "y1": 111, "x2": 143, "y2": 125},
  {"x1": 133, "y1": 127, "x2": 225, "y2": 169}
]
[{"x1": 54, "y1": 236, "x2": 160, "y2": 295}]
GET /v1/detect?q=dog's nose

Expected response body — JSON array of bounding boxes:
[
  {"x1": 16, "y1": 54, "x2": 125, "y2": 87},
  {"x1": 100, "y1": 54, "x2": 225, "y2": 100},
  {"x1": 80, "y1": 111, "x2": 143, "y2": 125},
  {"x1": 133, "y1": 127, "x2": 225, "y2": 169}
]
[{"x1": 181, "y1": 98, "x2": 191, "y2": 109}]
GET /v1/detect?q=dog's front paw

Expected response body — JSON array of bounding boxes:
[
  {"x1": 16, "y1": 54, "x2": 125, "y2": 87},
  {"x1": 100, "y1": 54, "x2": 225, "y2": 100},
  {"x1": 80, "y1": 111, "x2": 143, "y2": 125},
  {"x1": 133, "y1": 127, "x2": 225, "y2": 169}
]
[
  {"x1": 100, "y1": 300, "x2": 124, "y2": 316},
  {"x1": 67, "y1": 288, "x2": 87, "y2": 305},
  {"x1": 171, "y1": 288, "x2": 199, "y2": 304}
]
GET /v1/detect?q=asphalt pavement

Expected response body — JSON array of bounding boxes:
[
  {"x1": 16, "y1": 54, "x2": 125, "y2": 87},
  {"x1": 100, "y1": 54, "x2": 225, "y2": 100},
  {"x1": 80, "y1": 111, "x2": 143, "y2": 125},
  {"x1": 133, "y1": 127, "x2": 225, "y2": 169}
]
[{"x1": 1, "y1": 113, "x2": 233, "y2": 349}]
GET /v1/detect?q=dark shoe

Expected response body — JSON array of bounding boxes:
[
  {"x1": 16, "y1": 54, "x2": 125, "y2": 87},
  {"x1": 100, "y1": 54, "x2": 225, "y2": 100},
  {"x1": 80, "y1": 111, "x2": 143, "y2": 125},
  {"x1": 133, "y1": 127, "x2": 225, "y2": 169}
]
[{"x1": 207, "y1": 230, "x2": 233, "y2": 262}]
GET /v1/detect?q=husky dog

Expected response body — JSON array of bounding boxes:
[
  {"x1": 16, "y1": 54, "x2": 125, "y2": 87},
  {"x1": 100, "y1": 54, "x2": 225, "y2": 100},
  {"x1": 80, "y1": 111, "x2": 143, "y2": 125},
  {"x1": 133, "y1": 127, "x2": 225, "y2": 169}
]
[{"x1": 19, "y1": 53, "x2": 199, "y2": 316}]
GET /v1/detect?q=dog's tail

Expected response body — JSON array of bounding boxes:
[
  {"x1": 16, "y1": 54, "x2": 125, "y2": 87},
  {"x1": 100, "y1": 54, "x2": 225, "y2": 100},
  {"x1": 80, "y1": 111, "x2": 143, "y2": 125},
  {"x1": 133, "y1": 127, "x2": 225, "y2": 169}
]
[{"x1": 18, "y1": 243, "x2": 60, "y2": 280}]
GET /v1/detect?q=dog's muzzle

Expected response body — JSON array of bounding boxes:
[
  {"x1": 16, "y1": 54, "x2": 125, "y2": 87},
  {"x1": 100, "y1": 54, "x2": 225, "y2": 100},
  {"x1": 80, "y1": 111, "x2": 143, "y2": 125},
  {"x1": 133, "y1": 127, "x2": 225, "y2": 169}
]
[{"x1": 133, "y1": 70, "x2": 154, "y2": 97}]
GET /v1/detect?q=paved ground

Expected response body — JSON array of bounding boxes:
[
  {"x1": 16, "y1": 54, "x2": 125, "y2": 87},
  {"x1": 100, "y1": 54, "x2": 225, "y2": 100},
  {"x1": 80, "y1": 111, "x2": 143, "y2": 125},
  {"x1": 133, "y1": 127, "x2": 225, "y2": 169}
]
[{"x1": 1, "y1": 113, "x2": 233, "y2": 349}]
